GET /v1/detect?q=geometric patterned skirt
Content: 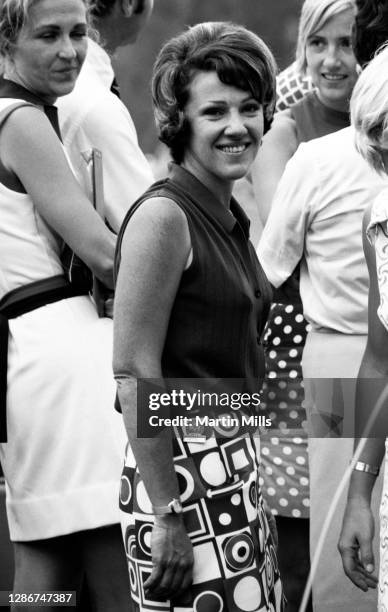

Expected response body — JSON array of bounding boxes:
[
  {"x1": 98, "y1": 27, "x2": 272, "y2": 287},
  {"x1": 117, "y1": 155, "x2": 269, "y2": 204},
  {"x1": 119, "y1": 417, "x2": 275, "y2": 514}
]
[{"x1": 119, "y1": 432, "x2": 284, "y2": 611}]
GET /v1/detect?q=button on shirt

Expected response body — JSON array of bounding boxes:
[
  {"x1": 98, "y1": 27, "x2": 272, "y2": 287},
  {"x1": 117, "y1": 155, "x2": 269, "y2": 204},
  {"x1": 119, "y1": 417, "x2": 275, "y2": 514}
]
[{"x1": 257, "y1": 127, "x2": 386, "y2": 334}]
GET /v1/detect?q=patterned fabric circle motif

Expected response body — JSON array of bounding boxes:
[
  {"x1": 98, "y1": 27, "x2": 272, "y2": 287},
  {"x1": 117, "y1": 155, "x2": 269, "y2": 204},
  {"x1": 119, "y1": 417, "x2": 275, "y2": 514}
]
[
  {"x1": 223, "y1": 533, "x2": 255, "y2": 572},
  {"x1": 212, "y1": 412, "x2": 241, "y2": 437},
  {"x1": 138, "y1": 523, "x2": 152, "y2": 558},
  {"x1": 199, "y1": 452, "x2": 227, "y2": 487},
  {"x1": 249, "y1": 481, "x2": 257, "y2": 509},
  {"x1": 175, "y1": 464, "x2": 195, "y2": 502},
  {"x1": 233, "y1": 575, "x2": 262, "y2": 611},
  {"x1": 193, "y1": 590, "x2": 223, "y2": 612},
  {"x1": 120, "y1": 475, "x2": 131, "y2": 506}
]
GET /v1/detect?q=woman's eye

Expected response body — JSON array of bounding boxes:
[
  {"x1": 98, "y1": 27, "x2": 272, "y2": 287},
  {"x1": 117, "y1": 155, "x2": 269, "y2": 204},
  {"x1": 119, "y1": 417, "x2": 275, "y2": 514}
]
[
  {"x1": 72, "y1": 28, "x2": 87, "y2": 39},
  {"x1": 72, "y1": 32, "x2": 87, "y2": 39},
  {"x1": 40, "y1": 32, "x2": 56, "y2": 40},
  {"x1": 340, "y1": 38, "x2": 352, "y2": 49},
  {"x1": 205, "y1": 107, "x2": 224, "y2": 117},
  {"x1": 309, "y1": 38, "x2": 325, "y2": 50},
  {"x1": 243, "y1": 103, "x2": 260, "y2": 114}
]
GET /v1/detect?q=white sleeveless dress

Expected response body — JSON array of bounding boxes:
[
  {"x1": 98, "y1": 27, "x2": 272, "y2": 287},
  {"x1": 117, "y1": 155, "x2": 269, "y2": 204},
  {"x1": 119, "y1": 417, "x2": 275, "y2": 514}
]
[
  {"x1": 0, "y1": 98, "x2": 127, "y2": 541},
  {"x1": 366, "y1": 187, "x2": 388, "y2": 610}
]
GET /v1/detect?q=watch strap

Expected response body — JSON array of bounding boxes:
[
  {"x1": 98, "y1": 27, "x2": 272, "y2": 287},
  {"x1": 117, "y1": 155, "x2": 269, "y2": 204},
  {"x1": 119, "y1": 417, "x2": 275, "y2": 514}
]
[
  {"x1": 353, "y1": 461, "x2": 380, "y2": 476},
  {"x1": 152, "y1": 498, "x2": 183, "y2": 515}
]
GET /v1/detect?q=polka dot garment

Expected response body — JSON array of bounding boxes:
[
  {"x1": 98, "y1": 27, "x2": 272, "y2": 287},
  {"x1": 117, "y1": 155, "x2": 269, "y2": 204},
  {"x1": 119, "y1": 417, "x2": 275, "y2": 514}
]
[{"x1": 260, "y1": 302, "x2": 310, "y2": 518}]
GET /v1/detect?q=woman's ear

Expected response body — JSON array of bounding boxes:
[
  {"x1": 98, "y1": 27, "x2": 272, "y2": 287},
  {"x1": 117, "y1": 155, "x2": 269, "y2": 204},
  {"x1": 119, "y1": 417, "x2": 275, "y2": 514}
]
[{"x1": 120, "y1": 0, "x2": 134, "y2": 18}]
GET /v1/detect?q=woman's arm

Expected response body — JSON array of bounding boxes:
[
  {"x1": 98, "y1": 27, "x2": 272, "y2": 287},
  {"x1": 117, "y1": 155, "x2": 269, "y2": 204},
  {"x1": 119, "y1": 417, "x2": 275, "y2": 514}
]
[
  {"x1": 1, "y1": 106, "x2": 116, "y2": 287},
  {"x1": 338, "y1": 206, "x2": 388, "y2": 590},
  {"x1": 251, "y1": 110, "x2": 298, "y2": 225},
  {"x1": 113, "y1": 196, "x2": 194, "y2": 598}
]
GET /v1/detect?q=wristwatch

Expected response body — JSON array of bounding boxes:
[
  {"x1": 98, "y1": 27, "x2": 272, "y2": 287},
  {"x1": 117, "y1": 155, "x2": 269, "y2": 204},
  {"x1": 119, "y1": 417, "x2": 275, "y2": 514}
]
[{"x1": 152, "y1": 498, "x2": 183, "y2": 515}]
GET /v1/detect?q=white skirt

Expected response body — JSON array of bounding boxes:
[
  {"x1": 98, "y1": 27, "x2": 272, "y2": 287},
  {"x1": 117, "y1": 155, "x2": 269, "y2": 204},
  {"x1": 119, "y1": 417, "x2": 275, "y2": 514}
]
[{"x1": 0, "y1": 295, "x2": 127, "y2": 541}]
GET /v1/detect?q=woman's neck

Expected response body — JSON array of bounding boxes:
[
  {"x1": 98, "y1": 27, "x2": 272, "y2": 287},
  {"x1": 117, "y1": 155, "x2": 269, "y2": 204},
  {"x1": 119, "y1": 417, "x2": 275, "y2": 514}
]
[
  {"x1": 181, "y1": 156, "x2": 232, "y2": 209},
  {"x1": 315, "y1": 88, "x2": 350, "y2": 114},
  {"x1": 3, "y1": 73, "x2": 56, "y2": 105}
]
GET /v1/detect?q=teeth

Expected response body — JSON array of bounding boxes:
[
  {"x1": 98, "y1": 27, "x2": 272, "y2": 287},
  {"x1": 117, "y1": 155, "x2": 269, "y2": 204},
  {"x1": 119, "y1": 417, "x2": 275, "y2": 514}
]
[
  {"x1": 323, "y1": 74, "x2": 345, "y2": 80},
  {"x1": 219, "y1": 145, "x2": 247, "y2": 154}
]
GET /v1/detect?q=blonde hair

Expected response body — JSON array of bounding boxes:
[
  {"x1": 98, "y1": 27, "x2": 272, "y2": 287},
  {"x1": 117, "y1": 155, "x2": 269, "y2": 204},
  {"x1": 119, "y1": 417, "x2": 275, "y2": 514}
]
[
  {"x1": 351, "y1": 44, "x2": 388, "y2": 174},
  {"x1": 296, "y1": 0, "x2": 356, "y2": 73}
]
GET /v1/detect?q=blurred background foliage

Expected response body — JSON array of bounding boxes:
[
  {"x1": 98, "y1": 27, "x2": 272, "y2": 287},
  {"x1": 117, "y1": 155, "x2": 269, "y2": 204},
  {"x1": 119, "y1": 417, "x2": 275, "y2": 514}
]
[{"x1": 113, "y1": 0, "x2": 303, "y2": 154}]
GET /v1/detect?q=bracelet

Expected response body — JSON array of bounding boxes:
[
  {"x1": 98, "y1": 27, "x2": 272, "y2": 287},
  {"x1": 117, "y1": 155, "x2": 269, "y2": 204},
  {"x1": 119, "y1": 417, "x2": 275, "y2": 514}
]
[{"x1": 353, "y1": 461, "x2": 380, "y2": 476}]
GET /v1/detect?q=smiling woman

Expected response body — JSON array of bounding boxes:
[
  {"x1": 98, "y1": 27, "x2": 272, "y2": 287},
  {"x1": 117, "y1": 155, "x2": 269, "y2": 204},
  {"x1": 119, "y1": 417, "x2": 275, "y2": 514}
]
[
  {"x1": 250, "y1": 1, "x2": 358, "y2": 610},
  {"x1": 252, "y1": 0, "x2": 357, "y2": 223},
  {"x1": 113, "y1": 20, "x2": 284, "y2": 612},
  {"x1": 304, "y1": 8, "x2": 357, "y2": 112},
  {"x1": 0, "y1": 0, "x2": 130, "y2": 609}
]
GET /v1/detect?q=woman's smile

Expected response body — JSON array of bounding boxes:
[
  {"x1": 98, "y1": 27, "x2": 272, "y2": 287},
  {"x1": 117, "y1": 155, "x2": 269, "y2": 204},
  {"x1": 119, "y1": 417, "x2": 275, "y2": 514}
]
[{"x1": 216, "y1": 142, "x2": 251, "y2": 154}]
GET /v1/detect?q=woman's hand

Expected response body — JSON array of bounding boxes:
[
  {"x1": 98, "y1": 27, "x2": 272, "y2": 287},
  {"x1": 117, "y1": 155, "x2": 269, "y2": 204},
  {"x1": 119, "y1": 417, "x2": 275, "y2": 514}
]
[
  {"x1": 144, "y1": 515, "x2": 194, "y2": 600},
  {"x1": 338, "y1": 498, "x2": 378, "y2": 592}
]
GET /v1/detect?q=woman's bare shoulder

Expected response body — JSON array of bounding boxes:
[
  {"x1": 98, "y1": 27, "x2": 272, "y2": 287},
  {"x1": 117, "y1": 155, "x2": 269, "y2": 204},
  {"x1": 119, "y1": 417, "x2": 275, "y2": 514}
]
[
  {"x1": 120, "y1": 195, "x2": 191, "y2": 263},
  {"x1": 260, "y1": 109, "x2": 298, "y2": 155},
  {"x1": 269, "y1": 109, "x2": 297, "y2": 138},
  {"x1": 2, "y1": 103, "x2": 47, "y2": 136},
  {"x1": 128, "y1": 195, "x2": 188, "y2": 233}
]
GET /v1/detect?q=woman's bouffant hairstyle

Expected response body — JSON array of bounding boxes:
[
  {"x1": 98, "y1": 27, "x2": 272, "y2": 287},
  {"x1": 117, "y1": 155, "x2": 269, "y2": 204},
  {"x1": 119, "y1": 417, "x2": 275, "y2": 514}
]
[
  {"x1": 0, "y1": 0, "x2": 91, "y2": 63},
  {"x1": 351, "y1": 44, "x2": 388, "y2": 174},
  {"x1": 353, "y1": 0, "x2": 388, "y2": 68},
  {"x1": 152, "y1": 21, "x2": 277, "y2": 164},
  {"x1": 296, "y1": 0, "x2": 356, "y2": 73}
]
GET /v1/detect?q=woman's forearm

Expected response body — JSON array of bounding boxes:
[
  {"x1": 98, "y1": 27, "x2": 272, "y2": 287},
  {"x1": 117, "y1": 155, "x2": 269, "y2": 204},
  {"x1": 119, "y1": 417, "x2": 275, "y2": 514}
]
[
  {"x1": 347, "y1": 437, "x2": 385, "y2": 505},
  {"x1": 83, "y1": 225, "x2": 116, "y2": 289},
  {"x1": 347, "y1": 352, "x2": 387, "y2": 505},
  {"x1": 117, "y1": 376, "x2": 181, "y2": 507}
]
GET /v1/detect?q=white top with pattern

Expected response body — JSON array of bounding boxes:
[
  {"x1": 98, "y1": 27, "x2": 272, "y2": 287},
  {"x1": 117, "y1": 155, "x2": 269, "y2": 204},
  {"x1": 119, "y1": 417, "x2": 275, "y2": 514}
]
[{"x1": 366, "y1": 187, "x2": 388, "y2": 332}]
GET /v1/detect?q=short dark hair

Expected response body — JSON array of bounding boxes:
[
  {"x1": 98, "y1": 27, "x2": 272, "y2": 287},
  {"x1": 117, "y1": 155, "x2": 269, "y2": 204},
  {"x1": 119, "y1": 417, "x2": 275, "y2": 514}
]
[
  {"x1": 353, "y1": 0, "x2": 388, "y2": 67},
  {"x1": 91, "y1": 0, "x2": 145, "y2": 18},
  {"x1": 152, "y1": 21, "x2": 277, "y2": 164},
  {"x1": 91, "y1": 0, "x2": 115, "y2": 18}
]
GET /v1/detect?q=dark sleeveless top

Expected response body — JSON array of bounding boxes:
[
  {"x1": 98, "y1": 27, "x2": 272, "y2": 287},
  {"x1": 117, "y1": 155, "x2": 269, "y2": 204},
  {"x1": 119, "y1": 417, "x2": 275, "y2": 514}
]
[
  {"x1": 290, "y1": 90, "x2": 350, "y2": 142},
  {"x1": 115, "y1": 164, "x2": 272, "y2": 391}
]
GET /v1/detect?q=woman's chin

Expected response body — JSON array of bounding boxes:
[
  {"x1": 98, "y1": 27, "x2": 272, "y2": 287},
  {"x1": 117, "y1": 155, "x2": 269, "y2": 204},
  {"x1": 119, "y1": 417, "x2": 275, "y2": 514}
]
[{"x1": 51, "y1": 81, "x2": 78, "y2": 99}]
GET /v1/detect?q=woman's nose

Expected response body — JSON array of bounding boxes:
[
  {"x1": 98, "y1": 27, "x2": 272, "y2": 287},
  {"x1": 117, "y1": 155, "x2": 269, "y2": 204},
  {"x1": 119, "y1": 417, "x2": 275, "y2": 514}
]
[
  {"x1": 58, "y1": 37, "x2": 77, "y2": 59},
  {"x1": 225, "y1": 111, "x2": 247, "y2": 135},
  {"x1": 323, "y1": 45, "x2": 341, "y2": 69}
]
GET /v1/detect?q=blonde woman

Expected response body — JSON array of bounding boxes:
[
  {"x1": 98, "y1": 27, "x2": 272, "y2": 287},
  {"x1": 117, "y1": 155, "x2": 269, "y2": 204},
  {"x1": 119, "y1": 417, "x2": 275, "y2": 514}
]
[
  {"x1": 0, "y1": 0, "x2": 128, "y2": 607},
  {"x1": 339, "y1": 42, "x2": 388, "y2": 611},
  {"x1": 252, "y1": 2, "x2": 358, "y2": 609}
]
